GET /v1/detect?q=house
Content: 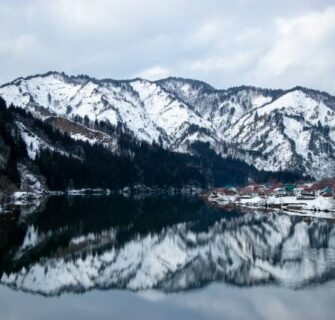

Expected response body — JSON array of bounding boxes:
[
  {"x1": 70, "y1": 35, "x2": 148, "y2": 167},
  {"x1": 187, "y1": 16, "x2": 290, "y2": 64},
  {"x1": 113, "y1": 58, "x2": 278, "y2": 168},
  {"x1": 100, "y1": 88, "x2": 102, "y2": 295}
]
[
  {"x1": 285, "y1": 184, "x2": 296, "y2": 196},
  {"x1": 310, "y1": 179, "x2": 335, "y2": 196},
  {"x1": 293, "y1": 186, "x2": 304, "y2": 196},
  {"x1": 320, "y1": 186, "x2": 333, "y2": 197},
  {"x1": 257, "y1": 188, "x2": 267, "y2": 197},
  {"x1": 242, "y1": 184, "x2": 255, "y2": 193},
  {"x1": 268, "y1": 183, "x2": 283, "y2": 196},
  {"x1": 216, "y1": 187, "x2": 237, "y2": 196},
  {"x1": 302, "y1": 187, "x2": 316, "y2": 196},
  {"x1": 215, "y1": 188, "x2": 226, "y2": 194},
  {"x1": 226, "y1": 189, "x2": 237, "y2": 195},
  {"x1": 239, "y1": 186, "x2": 254, "y2": 198},
  {"x1": 297, "y1": 187, "x2": 316, "y2": 200},
  {"x1": 240, "y1": 184, "x2": 268, "y2": 197},
  {"x1": 274, "y1": 187, "x2": 286, "y2": 197},
  {"x1": 239, "y1": 184, "x2": 262, "y2": 197},
  {"x1": 257, "y1": 185, "x2": 269, "y2": 197}
]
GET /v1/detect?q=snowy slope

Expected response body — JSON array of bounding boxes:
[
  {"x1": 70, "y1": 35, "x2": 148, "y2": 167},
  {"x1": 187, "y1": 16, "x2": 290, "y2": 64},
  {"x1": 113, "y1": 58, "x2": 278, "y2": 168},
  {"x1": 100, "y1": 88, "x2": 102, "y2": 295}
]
[
  {"x1": 158, "y1": 78, "x2": 275, "y2": 130},
  {"x1": 2, "y1": 212, "x2": 335, "y2": 295},
  {"x1": 160, "y1": 79, "x2": 335, "y2": 177},
  {"x1": 1, "y1": 72, "x2": 335, "y2": 178},
  {"x1": 16, "y1": 121, "x2": 77, "y2": 160},
  {"x1": 223, "y1": 90, "x2": 335, "y2": 177},
  {"x1": 0, "y1": 73, "x2": 218, "y2": 151}
]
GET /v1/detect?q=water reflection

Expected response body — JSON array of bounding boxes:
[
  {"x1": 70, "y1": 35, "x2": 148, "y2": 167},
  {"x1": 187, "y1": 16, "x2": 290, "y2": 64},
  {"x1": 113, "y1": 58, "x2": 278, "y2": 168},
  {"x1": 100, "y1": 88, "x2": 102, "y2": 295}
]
[{"x1": 1, "y1": 195, "x2": 335, "y2": 296}]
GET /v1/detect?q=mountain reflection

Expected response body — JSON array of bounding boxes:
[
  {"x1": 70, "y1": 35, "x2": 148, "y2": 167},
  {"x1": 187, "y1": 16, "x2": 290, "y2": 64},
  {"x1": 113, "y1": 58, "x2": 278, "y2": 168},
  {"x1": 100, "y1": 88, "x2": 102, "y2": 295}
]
[{"x1": 1, "y1": 195, "x2": 335, "y2": 296}]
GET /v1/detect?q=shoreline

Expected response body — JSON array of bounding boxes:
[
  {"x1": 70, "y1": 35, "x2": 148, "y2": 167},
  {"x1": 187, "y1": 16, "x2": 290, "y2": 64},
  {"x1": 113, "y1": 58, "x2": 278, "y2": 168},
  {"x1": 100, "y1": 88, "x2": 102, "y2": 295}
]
[
  {"x1": 0, "y1": 186, "x2": 205, "y2": 215},
  {"x1": 206, "y1": 191, "x2": 335, "y2": 220}
]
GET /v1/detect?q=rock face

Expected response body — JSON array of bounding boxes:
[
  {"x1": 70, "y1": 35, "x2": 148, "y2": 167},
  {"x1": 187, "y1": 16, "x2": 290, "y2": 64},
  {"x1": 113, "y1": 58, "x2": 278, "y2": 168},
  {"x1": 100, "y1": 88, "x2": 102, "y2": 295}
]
[
  {"x1": 1, "y1": 72, "x2": 335, "y2": 178},
  {"x1": 2, "y1": 211, "x2": 335, "y2": 295}
]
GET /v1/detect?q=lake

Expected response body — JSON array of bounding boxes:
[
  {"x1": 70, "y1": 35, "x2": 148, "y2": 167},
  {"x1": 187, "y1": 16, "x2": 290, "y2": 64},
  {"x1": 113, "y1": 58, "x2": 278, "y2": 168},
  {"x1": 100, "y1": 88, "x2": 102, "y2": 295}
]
[{"x1": 1, "y1": 195, "x2": 335, "y2": 319}]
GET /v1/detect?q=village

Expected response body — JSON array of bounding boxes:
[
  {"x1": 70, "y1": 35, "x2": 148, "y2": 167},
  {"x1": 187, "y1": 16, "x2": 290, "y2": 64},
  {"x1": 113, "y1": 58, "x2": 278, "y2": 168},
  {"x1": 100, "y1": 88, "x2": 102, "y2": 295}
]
[{"x1": 208, "y1": 179, "x2": 335, "y2": 219}]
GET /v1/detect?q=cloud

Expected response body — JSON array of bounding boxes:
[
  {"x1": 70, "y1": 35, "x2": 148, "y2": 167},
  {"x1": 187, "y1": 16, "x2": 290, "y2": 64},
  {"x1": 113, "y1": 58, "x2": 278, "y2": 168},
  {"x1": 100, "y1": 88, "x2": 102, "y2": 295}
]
[
  {"x1": 260, "y1": 8, "x2": 335, "y2": 74},
  {"x1": 188, "y1": 52, "x2": 257, "y2": 73},
  {"x1": 137, "y1": 66, "x2": 171, "y2": 80},
  {"x1": 251, "y1": 7, "x2": 335, "y2": 91},
  {"x1": 0, "y1": 0, "x2": 334, "y2": 93}
]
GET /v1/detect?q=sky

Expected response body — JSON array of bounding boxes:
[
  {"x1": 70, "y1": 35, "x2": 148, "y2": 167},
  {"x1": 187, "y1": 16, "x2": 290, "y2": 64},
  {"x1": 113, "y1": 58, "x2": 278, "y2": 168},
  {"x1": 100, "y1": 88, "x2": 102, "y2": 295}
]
[{"x1": 0, "y1": 0, "x2": 334, "y2": 93}]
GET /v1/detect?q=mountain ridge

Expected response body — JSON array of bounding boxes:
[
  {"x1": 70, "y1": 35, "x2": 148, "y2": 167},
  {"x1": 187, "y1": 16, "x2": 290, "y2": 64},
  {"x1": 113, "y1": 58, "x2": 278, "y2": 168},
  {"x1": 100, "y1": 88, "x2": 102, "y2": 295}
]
[
  {"x1": 1, "y1": 71, "x2": 335, "y2": 179},
  {"x1": 4, "y1": 71, "x2": 334, "y2": 98}
]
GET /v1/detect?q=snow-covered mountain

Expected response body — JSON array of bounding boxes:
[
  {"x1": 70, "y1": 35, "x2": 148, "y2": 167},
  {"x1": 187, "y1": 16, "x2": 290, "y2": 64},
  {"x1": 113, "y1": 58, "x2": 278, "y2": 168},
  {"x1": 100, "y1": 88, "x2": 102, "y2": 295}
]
[
  {"x1": 2, "y1": 212, "x2": 335, "y2": 295},
  {"x1": 159, "y1": 78, "x2": 335, "y2": 178},
  {"x1": 0, "y1": 72, "x2": 219, "y2": 152},
  {"x1": 1, "y1": 72, "x2": 335, "y2": 178}
]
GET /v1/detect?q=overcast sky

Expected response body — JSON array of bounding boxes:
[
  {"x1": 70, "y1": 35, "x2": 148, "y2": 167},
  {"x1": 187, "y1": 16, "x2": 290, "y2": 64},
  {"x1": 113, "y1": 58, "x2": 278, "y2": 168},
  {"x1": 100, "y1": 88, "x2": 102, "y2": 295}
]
[{"x1": 0, "y1": 0, "x2": 334, "y2": 93}]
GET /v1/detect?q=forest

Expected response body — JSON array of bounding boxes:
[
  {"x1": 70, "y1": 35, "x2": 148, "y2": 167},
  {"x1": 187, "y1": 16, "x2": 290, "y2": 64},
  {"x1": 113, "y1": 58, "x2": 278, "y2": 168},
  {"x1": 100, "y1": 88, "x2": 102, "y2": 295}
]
[{"x1": 0, "y1": 97, "x2": 304, "y2": 192}]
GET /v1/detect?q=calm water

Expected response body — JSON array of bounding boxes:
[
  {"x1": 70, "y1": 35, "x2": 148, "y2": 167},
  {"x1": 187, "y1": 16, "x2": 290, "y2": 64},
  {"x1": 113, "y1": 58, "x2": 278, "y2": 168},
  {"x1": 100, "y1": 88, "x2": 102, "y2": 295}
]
[{"x1": 1, "y1": 195, "x2": 335, "y2": 319}]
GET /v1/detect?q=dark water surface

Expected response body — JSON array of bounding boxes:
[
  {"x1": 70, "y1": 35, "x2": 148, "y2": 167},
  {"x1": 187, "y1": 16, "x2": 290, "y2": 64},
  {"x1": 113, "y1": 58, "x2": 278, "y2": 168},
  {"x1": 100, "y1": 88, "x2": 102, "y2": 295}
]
[{"x1": 0, "y1": 195, "x2": 335, "y2": 319}]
